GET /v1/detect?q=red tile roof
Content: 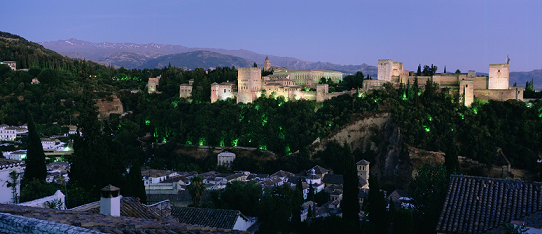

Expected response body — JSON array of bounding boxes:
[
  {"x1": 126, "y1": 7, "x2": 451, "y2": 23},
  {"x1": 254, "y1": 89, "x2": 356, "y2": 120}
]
[{"x1": 436, "y1": 175, "x2": 542, "y2": 234}]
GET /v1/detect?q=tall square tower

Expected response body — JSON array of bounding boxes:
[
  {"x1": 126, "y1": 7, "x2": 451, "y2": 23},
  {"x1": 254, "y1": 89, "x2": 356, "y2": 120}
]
[
  {"x1": 488, "y1": 64, "x2": 509, "y2": 89},
  {"x1": 378, "y1": 59, "x2": 393, "y2": 82},
  {"x1": 237, "y1": 67, "x2": 261, "y2": 103}
]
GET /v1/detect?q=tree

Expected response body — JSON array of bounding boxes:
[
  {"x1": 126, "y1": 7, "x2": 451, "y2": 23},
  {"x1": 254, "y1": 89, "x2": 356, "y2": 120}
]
[
  {"x1": 123, "y1": 161, "x2": 146, "y2": 203},
  {"x1": 341, "y1": 142, "x2": 359, "y2": 232},
  {"x1": 67, "y1": 64, "x2": 126, "y2": 199},
  {"x1": 416, "y1": 64, "x2": 422, "y2": 76},
  {"x1": 455, "y1": 69, "x2": 461, "y2": 73},
  {"x1": 23, "y1": 112, "x2": 47, "y2": 184},
  {"x1": 308, "y1": 183, "x2": 315, "y2": 201},
  {"x1": 367, "y1": 175, "x2": 388, "y2": 234},
  {"x1": 211, "y1": 181, "x2": 262, "y2": 216},
  {"x1": 188, "y1": 176, "x2": 205, "y2": 206},
  {"x1": 409, "y1": 162, "x2": 449, "y2": 234},
  {"x1": 391, "y1": 208, "x2": 414, "y2": 234},
  {"x1": 444, "y1": 139, "x2": 460, "y2": 174},
  {"x1": 6, "y1": 171, "x2": 20, "y2": 204},
  {"x1": 253, "y1": 62, "x2": 257, "y2": 68}
]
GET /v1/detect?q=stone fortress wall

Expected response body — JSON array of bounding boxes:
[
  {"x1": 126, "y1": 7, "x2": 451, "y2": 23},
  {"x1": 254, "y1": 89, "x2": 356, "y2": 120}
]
[
  {"x1": 179, "y1": 57, "x2": 521, "y2": 106},
  {"x1": 205, "y1": 58, "x2": 347, "y2": 104},
  {"x1": 367, "y1": 57, "x2": 522, "y2": 106}
]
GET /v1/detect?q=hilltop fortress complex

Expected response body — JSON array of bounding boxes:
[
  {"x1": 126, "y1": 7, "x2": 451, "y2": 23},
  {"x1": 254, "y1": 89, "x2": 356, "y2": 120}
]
[
  {"x1": 365, "y1": 57, "x2": 523, "y2": 106},
  {"x1": 180, "y1": 56, "x2": 345, "y2": 103},
  {"x1": 178, "y1": 56, "x2": 523, "y2": 106}
]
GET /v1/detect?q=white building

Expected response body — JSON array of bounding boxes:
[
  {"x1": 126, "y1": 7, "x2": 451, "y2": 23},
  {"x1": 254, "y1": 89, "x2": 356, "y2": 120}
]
[
  {"x1": 0, "y1": 159, "x2": 25, "y2": 204},
  {"x1": 4, "y1": 150, "x2": 27, "y2": 160},
  {"x1": 0, "y1": 125, "x2": 17, "y2": 141},
  {"x1": 217, "y1": 151, "x2": 236, "y2": 167}
]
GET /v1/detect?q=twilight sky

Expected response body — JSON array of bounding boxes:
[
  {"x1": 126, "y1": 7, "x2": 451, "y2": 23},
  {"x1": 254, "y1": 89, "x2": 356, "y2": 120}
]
[{"x1": 2, "y1": 0, "x2": 541, "y2": 72}]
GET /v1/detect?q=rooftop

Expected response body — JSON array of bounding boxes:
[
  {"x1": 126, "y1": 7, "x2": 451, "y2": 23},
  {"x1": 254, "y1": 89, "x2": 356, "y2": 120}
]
[
  {"x1": 171, "y1": 207, "x2": 249, "y2": 230},
  {"x1": 436, "y1": 175, "x2": 542, "y2": 234},
  {"x1": 0, "y1": 203, "x2": 245, "y2": 233}
]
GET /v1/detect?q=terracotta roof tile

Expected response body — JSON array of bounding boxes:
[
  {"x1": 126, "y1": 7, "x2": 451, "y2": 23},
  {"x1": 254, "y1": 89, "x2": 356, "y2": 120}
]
[
  {"x1": 70, "y1": 197, "x2": 166, "y2": 221},
  {"x1": 171, "y1": 207, "x2": 242, "y2": 229},
  {"x1": 436, "y1": 175, "x2": 542, "y2": 234},
  {"x1": 322, "y1": 174, "x2": 343, "y2": 185}
]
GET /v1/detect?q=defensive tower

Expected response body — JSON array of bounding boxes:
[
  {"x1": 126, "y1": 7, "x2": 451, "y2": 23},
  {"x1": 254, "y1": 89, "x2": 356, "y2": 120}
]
[
  {"x1": 378, "y1": 59, "x2": 393, "y2": 82},
  {"x1": 237, "y1": 67, "x2": 262, "y2": 103}
]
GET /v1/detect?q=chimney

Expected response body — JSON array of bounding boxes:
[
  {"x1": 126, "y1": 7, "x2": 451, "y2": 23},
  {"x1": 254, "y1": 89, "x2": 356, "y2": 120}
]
[{"x1": 100, "y1": 184, "x2": 121, "y2": 216}]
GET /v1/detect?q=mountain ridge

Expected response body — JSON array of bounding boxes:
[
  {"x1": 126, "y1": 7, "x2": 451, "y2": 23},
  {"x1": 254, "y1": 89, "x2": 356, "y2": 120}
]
[{"x1": 39, "y1": 38, "x2": 378, "y2": 75}]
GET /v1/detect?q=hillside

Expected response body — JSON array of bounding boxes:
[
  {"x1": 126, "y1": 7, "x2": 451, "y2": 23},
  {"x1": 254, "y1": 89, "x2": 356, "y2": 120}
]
[
  {"x1": 137, "y1": 50, "x2": 255, "y2": 70},
  {"x1": 98, "y1": 51, "x2": 149, "y2": 68},
  {"x1": 39, "y1": 38, "x2": 378, "y2": 75},
  {"x1": 510, "y1": 69, "x2": 542, "y2": 90}
]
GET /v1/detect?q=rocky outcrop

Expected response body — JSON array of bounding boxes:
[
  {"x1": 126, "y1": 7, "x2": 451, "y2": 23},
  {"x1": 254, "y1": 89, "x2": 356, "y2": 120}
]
[
  {"x1": 95, "y1": 95, "x2": 123, "y2": 119},
  {"x1": 314, "y1": 112, "x2": 446, "y2": 190}
]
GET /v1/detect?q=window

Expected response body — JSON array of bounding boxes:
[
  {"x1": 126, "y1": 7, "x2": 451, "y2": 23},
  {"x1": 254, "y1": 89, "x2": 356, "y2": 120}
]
[{"x1": 224, "y1": 89, "x2": 226, "y2": 93}]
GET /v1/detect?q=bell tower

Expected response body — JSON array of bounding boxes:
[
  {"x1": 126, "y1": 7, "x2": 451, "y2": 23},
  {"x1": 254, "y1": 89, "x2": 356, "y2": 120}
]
[
  {"x1": 264, "y1": 56, "x2": 271, "y2": 72},
  {"x1": 356, "y1": 159, "x2": 370, "y2": 189}
]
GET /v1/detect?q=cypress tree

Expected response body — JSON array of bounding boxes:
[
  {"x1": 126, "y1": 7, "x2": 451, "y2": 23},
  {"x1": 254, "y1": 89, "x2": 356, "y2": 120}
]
[
  {"x1": 417, "y1": 64, "x2": 422, "y2": 76},
  {"x1": 444, "y1": 139, "x2": 460, "y2": 174},
  {"x1": 367, "y1": 175, "x2": 388, "y2": 233},
  {"x1": 23, "y1": 112, "x2": 47, "y2": 184},
  {"x1": 124, "y1": 161, "x2": 147, "y2": 203},
  {"x1": 341, "y1": 142, "x2": 360, "y2": 231}
]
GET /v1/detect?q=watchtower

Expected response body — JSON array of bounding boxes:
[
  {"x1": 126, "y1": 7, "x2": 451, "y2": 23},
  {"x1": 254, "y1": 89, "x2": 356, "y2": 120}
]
[
  {"x1": 356, "y1": 159, "x2": 370, "y2": 189},
  {"x1": 488, "y1": 64, "x2": 509, "y2": 90},
  {"x1": 237, "y1": 67, "x2": 261, "y2": 103},
  {"x1": 378, "y1": 59, "x2": 393, "y2": 82}
]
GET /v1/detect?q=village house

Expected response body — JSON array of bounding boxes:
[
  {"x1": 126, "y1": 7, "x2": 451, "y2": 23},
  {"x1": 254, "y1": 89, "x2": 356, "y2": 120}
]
[{"x1": 0, "y1": 159, "x2": 25, "y2": 204}]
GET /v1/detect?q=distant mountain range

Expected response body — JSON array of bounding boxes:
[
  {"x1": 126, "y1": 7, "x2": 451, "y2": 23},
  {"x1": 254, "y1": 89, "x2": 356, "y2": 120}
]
[
  {"x1": 39, "y1": 38, "x2": 377, "y2": 75},
  {"x1": 39, "y1": 38, "x2": 540, "y2": 89}
]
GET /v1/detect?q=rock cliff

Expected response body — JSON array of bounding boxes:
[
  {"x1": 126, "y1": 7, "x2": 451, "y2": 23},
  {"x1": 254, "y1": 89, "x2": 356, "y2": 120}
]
[{"x1": 313, "y1": 112, "x2": 445, "y2": 190}]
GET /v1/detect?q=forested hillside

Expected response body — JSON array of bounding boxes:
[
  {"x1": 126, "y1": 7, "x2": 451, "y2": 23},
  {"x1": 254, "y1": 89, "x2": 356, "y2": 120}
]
[{"x1": 2, "y1": 31, "x2": 541, "y2": 178}]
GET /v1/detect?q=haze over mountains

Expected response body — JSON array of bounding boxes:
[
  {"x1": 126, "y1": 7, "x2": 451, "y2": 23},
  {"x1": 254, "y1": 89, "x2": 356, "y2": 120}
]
[
  {"x1": 39, "y1": 38, "x2": 540, "y2": 89},
  {"x1": 39, "y1": 38, "x2": 377, "y2": 75}
]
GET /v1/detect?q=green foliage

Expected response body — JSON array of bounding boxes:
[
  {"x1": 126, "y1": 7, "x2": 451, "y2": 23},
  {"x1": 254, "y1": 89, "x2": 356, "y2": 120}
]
[
  {"x1": 390, "y1": 208, "x2": 414, "y2": 234},
  {"x1": 23, "y1": 112, "x2": 47, "y2": 184},
  {"x1": 341, "y1": 142, "x2": 360, "y2": 232},
  {"x1": 6, "y1": 171, "x2": 20, "y2": 203},
  {"x1": 342, "y1": 71, "x2": 364, "y2": 90},
  {"x1": 409, "y1": 162, "x2": 449, "y2": 234},
  {"x1": 258, "y1": 184, "x2": 303, "y2": 233},
  {"x1": 209, "y1": 181, "x2": 262, "y2": 216},
  {"x1": 367, "y1": 175, "x2": 388, "y2": 234},
  {"x1": 67, "y1": 68, "x2": 127, "y2": 200},
  {"x1": 123, "y1": 161, "x2": 147, "y2": 203},
  {"x1": 187, "y1": 176, "x2": 205, "y2": 206},
  {"x1": 20, "y1": 179, "x2": 61, "y2": 202}
]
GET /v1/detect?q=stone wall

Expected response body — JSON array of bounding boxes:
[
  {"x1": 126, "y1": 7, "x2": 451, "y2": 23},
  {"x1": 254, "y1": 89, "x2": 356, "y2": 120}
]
[
  {"x1": 474, "y1": 88, "x2": 523, "y2": 101},
  {"x1": 0, "y1": 212, "x2": 102, "y2": 234}
]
